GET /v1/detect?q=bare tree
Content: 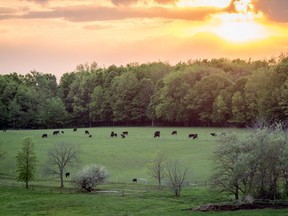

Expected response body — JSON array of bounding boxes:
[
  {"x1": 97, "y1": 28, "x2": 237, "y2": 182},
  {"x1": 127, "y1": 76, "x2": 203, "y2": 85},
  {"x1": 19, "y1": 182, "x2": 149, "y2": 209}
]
[
  {"x1": 166, "y1": 160, "x2": 188, "y2": 197},
  {"x1": 46, "y1": 143, "x2": 80, "y2": 188},
  {"x1": 147, "y1": 151, "x2": 166, "y2": 189}
]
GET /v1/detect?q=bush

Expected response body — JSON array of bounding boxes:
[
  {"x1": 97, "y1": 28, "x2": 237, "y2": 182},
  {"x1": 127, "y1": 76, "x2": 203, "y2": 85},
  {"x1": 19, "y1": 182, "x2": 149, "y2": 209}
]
[{"x1": 72, "y1": 164, "x2": 109, "y2": 192}]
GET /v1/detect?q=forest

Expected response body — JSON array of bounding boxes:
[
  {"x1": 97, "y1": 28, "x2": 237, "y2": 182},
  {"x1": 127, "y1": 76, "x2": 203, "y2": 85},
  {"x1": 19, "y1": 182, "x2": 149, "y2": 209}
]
[{"x1": 1, "y1": 56, "x2": 288, "y2": 129}]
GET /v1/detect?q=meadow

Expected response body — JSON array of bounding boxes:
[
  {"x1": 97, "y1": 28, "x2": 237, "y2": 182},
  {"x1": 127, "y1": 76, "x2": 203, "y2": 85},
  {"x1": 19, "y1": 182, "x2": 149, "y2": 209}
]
[
  {"x1": 1, "y1": 127, "x2": 288, "y2": 215},
  {"x1": 0, "y1": 127, "x2": 237, "y2": 183}
]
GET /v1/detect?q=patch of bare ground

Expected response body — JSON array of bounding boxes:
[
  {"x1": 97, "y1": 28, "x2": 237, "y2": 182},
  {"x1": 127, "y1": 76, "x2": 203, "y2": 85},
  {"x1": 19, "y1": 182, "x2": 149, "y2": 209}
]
[{"x1": 193, "y1": 202, "x2": 288, "y2": 212}]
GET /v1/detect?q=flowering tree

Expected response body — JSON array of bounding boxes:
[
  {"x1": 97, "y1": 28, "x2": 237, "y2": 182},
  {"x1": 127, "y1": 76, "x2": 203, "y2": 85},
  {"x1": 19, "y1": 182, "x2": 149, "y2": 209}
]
[{"x1": 73, "y1": 164, "x2": 109, "y2": 192}]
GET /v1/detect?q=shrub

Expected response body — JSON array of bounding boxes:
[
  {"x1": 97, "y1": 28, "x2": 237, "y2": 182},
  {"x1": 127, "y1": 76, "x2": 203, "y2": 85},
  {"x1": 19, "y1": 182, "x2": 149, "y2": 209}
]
[{"x1": 73, "y1": 164, "x2": 109, "y2": 192}]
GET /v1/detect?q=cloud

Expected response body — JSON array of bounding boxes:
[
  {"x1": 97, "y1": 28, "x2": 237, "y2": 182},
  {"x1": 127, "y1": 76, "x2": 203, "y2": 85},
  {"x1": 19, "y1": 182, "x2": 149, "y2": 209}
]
[
  {"x1": 25, "y1": 0, "x2": 50, "y2": 4},
  {"x1": 254, "y1": 0, "x2": 288, "y2": 22},
  {"x1": 111, "y1": 0, "x2": 177, "y2": 6},
  {"x1": 2, "y1": 5, "x2": 220, "y2": 22}
]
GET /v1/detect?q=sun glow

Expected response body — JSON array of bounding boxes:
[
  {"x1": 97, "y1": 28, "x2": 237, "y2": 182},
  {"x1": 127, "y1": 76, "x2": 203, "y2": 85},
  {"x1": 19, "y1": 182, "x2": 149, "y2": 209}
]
[{"x1": 211, "y1": 0, "x2": 268, "y2": 42}]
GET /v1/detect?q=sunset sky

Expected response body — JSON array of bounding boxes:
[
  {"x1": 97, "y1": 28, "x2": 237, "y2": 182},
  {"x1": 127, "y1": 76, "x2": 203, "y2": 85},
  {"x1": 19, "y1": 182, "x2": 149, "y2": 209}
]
[{"x1": 0, "y1": 0, "x2": 287, "y2": 79}]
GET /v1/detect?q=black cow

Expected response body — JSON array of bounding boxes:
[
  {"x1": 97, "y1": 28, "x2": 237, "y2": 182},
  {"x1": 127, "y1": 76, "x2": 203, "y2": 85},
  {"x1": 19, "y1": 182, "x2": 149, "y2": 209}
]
[
  {"x1": 188, "y1": 133, "x2": 198, "y2": 139},
  {"x1": 122, "y1": 131, "x2": 128, "y2": 136},
  {"x1": 154, "y1": 131, "x2": 160, "y2": 138},
  {"x1": 42, "y1": 134, "x2": 48, "y2": 138},
  {"x1": 85, "y1": 130, "x2": 89, "y2": 135},
  {"x1": 89, "y1": 135, "x2": 92, "y2": 138},
  {"x1": 65, "y1": 172, "x2": 70, "y2": 178},
  {"x1": 61, "y1": 131, "x2": 64, "y2": 134},
  {"x1": 210, "y1": 133, "x2": 217, "y2": 136},
  {"x1": 121, "y1": 133, "x2": 125, "y2": 138},
  {"x1": 53, "y1": 131, "x2": 59, "y2": 135},
  {"x1": 132, "y1": 178, "x2": 137, "y2": 183},
  {"x1": 171, "y1": 130, "x2": 177, "y2": 135},
  {"x1": 73, "y1": 128, "x2": 77, "y2": 132},
  {"x1": 111, "y1": 131, "x2": 118, "y2": 137}
]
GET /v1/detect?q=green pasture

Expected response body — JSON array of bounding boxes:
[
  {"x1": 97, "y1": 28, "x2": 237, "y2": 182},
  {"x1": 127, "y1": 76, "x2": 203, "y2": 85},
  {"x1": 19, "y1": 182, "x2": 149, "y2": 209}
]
[
  {"x1": 1, "y1": 127, "x2": 288, "y2": 215},
  {"x1": 0, "y1": 127, "x2": 243, "y2": 184}
]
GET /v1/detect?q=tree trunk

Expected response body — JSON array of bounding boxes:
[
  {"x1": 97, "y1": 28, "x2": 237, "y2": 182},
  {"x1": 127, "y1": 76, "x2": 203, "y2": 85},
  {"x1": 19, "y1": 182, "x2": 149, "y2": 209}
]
[
  {"x1": 60, "y1": 172, "x2": 64, "y2": 188},
  {"x1": 235, "y1": 188, "x2": 239, "y2": 200}
]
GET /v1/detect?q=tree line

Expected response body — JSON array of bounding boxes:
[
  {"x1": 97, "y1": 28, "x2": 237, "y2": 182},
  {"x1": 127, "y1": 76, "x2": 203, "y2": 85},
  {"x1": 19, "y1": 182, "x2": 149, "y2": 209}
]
[{"x1": 1, "y1": 56, "x2": 288, "y2": 129}]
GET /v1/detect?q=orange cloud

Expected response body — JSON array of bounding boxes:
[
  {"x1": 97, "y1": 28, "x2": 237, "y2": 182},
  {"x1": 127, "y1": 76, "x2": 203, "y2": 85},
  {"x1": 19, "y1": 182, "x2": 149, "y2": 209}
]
[{"x1": 1, "y1": 5, "x2": 222, "y2": 22}]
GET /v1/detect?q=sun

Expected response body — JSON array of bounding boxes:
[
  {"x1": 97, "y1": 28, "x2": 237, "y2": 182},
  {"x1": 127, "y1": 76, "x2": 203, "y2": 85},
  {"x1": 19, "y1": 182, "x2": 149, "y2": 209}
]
[{"x1": 211, "y1": 0, "x2": 268, "y2": 43}]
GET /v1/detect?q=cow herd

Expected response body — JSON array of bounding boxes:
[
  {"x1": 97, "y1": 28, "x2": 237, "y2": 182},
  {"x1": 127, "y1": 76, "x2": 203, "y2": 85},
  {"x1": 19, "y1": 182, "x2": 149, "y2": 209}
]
[
  {"x1": 42, "y1": 128, "x2": 226, "y2": 139},
  {"x1": 153, "y1": 130, "x2": 226, "y2": 139}
]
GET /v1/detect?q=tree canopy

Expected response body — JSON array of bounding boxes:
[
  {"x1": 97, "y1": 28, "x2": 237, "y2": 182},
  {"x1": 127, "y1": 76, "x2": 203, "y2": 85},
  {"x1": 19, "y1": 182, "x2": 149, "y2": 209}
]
[{"x1": 1, "y1": 57, "x2": 287, "y2": 128}]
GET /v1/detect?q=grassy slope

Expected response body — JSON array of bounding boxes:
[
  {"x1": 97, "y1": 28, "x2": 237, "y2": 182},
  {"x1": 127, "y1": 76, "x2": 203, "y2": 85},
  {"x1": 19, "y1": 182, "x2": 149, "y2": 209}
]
[
  {"x1": 0, "y1": 127, "x2": 240, "y2": 183},
  {"x1": 2, "y1": 127, "x2": 287, "y2": 215}
]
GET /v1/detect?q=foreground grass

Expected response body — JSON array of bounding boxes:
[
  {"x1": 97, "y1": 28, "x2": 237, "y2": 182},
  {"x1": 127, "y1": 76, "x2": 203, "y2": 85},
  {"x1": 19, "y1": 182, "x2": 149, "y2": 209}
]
[{"x1": 1, "y1": 185, "x2": 287, "y2": 216}]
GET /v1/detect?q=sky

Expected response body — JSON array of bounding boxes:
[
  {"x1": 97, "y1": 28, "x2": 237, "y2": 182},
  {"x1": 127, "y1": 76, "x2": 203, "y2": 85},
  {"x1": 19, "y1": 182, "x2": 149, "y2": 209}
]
[{"x1": 0, "y1": 0, "x2": 288, "y2": 79}]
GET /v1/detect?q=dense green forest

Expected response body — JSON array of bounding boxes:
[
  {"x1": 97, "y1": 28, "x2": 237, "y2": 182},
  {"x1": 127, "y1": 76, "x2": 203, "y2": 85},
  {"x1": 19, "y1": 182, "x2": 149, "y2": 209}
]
[{"x1": 1, "y1": 56, "x2": 288, "y2": 129}]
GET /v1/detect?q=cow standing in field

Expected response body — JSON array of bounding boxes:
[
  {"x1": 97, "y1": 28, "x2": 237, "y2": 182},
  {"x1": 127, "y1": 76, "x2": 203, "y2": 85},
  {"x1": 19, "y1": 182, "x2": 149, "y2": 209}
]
[
  {"x1": 188, "y1": 133, "x2": 198, "y2": 139},
  {"x1": 61, "y1": 131, "x2": 64, "y2": 134},
  {"x1": 53, "y1": 131, "x2": 59, "y2": 135},
  {"x1": 73, "y1": 128, "x2": 77, "y2": 132},
  {"x1": 121, "y1": 133, "x2": 125, "y2": 138},
  {"x1": 111, "y1": 131, "x2": 117, "y2": 137},
  {"x1": 171, "y1": 131, "x2": 177, "y2": 135},
  {"x1": 85, "y1": 130, "x2": 89, "y2": 135},
  {"x1": 154, "y1": 131, "x2": 160, "y2": 138},
  {"x1": 89, "y1": 135, "x2": 92, "y2": 138},
  {"x1": 210, "y1": 133, "x2": 217, "y2": 137},
  {"x1": 42, "y1": 134, "x2": 48, "y2": 138},
  {"x1": 65, "y1": 172, "x2": 70, "y2": 178}
]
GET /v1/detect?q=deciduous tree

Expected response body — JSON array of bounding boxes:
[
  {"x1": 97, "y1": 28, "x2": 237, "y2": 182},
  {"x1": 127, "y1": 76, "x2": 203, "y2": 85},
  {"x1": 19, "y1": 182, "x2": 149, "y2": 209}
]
[
  {"x1": 46, "y1": 143, "x2": 80, "y2": 188},
  {"x1": 16, "y1": 137, "x2": 37, "y2": 189}
]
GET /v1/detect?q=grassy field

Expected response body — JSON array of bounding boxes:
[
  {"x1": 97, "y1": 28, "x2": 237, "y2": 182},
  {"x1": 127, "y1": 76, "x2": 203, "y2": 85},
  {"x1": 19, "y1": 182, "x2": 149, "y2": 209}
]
[
  {"x1": 0, "y1": 127, "x2": 241, "y2": 183},
  {"x1": 2, "y1": 127, "x2": 288, "y2": 215}
]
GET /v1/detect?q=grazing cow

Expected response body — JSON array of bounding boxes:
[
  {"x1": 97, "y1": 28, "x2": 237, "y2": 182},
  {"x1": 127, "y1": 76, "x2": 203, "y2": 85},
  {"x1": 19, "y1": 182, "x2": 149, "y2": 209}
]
[
  {"x1": 53, "y1": 131, "x2": 59, "y2": 135},
  {"x1": 122, "y1": 131, "x2": 128, "y2": 136},
  {"x1": 154, "y1": 131, "x2": 160, "y2": 138},
  {"x1": 61, "y1": 131, "x2": 64, "y2": 134},
  {"x1": 121, "y1": 133, "x2": 125, "y2": 138},
  {"x1": 171, "y1": 130, "x2": 177, "y2": 135},
  {"x1": 85, "y1": 130, "x2": 89, "y2": 135},
  {"x1": 42, "y1": 134, "x2": 48, "y2": 138},
  {"x1": 65, "y1": 172, "x2": 70, "y2": 178},
  {"x1": 188, "y1": 133, "x2": 198, "y2": 139},
  {"x1": 132, "y1": 178, "x2": 147, "y2": 184},
  {"x1": 210, "y1": 133, "x2": 217, "y2": 136},
  {"x1": 73, "y1": 128, "x2": 77, "y2": 132},
  {"x1": 111, "y1": 131, "x2": 118, "y2": 137},
  {"x1": 89, "y1": 135, "x2": 92, "y2": 138}
]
